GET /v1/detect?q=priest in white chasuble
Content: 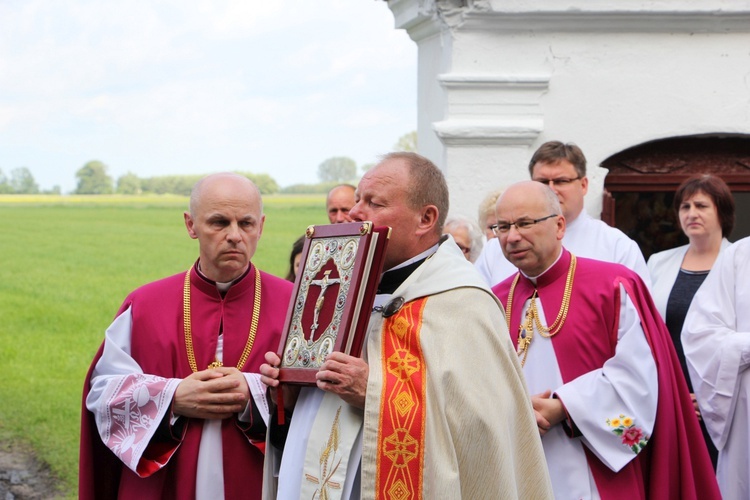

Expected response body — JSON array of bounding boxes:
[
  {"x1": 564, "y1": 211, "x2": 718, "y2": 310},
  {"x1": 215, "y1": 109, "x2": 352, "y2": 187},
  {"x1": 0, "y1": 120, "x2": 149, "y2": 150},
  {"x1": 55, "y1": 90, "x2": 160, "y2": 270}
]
[
  {"x1": 683, "y1": 236, "x2": 750, "y2": 500},
  {"x1": 79, "y1": 173, "x2": 293, "y2": 499},
  {"x1": 261, "y1": 152, "x2": 552, "y2": 500},
  {"x1": 492, "y1": 180, "x2": 720, "y2": 500}
]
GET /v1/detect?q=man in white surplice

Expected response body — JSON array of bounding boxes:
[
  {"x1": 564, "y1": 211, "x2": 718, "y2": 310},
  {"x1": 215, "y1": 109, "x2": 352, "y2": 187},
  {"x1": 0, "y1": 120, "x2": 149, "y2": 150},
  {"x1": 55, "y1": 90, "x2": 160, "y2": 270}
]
[
  {"x1": 683, "y1": 236, "x2": 750, "y2": 500},
  {"x1": 474, "y1": 141, "x2": 650, "y2": 288},
  {"x1": 261, "y1": 153, "x2": 553, "y2": 500}
]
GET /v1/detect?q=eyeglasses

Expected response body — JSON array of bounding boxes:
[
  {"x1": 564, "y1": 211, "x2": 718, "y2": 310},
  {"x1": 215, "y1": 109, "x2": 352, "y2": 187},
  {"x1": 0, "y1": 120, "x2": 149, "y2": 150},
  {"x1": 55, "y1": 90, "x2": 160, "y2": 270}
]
[
  {"x1": 533, "y1": 176, "x2": 580, "y2": 187},
  {"x1": 492, "y1": 214, "x2": 558, "y2": 235}
]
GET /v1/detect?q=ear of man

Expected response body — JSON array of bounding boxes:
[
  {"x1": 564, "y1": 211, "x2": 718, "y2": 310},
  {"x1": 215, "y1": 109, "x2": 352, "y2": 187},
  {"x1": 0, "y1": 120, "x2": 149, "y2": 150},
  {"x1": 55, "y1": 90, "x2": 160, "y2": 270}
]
[
  {"x1": 415, "y1": 204, "x2": 440, "y2": 238},
  {"x1": 184, "y1": 212, "x2": 198, "y2": 240}
]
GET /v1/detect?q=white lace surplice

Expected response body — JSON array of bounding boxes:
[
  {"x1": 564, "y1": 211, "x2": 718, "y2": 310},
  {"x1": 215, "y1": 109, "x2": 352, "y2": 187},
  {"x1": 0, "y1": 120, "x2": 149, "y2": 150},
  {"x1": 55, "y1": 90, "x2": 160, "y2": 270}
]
[{"x1": 86, "y1": 306, "x2": 270, "y2": 499}]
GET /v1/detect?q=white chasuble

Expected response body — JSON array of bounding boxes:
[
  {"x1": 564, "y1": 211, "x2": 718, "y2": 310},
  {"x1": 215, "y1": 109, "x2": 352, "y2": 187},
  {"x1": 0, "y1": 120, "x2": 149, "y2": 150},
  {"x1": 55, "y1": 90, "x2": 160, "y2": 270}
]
[
  {"x1": 267, "y1": 241, "x2": 553, "y2": 500},
  {"x1": 299, "y1": 392, "x2": 365, "y2": 500},
  {"x1": 275, "y1": 388, "x2": 363, "y2": 500}
]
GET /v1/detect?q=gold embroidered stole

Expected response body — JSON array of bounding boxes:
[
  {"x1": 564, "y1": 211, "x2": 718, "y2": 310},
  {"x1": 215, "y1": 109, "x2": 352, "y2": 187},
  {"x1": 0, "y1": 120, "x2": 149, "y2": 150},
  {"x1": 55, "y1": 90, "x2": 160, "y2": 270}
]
[
  {"x1": 376, "y1": 297, "x2": 428, "y2": 499},
  {"x1": 300, "y1": 391, "x2": 363, "y2": 500}
]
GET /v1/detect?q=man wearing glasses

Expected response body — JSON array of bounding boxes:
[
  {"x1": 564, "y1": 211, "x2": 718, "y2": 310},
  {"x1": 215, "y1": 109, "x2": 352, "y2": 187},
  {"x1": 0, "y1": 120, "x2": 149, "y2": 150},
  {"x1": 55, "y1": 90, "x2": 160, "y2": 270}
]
[
  {"x1": 475, "y1": 141, "x2": 650, "y2": 287},
  {"x1": 491, "y1": 180, "x2": 719, "y2": 499}
]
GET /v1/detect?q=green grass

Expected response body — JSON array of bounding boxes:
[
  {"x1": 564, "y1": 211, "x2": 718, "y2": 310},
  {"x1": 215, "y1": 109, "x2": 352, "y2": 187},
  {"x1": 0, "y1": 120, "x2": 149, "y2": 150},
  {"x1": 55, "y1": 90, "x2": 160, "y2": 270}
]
[{"x1": 0, "y1": 194, "x2": 328, "y2": 497}]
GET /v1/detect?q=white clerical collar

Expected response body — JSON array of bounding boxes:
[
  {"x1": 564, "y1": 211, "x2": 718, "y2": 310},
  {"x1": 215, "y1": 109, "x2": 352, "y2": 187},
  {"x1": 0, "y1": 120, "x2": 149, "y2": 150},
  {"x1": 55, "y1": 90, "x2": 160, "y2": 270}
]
[
  {"x1": 387, "y1": 243, "x2": 440, "y2": 272},
  {"x1": 196, "y1": 261, "x2": 245, "y2": 292},
  {"x1": 521, "y1": 248, "x2": 564, "y2": 285}
]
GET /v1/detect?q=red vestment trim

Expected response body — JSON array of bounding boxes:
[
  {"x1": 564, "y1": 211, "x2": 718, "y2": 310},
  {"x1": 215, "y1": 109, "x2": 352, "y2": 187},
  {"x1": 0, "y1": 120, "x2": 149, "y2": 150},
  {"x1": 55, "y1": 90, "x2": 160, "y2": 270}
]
[{"x1": 376, "y1": 297, "x2": 427, "y2": 500}]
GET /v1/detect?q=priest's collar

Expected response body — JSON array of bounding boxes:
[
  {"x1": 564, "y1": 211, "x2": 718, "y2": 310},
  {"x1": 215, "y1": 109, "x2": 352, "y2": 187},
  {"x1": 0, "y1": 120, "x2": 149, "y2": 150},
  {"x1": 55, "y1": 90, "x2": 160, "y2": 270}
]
[
  {"x1": 195, "y1": 260, "x2": 251, "y2": 294},
  {"x1": 376, "y1": 241, "x2": 440, "y2": 295},
  {"x1": 520, "y1": 248, "x2": 568, "y2": 287}
]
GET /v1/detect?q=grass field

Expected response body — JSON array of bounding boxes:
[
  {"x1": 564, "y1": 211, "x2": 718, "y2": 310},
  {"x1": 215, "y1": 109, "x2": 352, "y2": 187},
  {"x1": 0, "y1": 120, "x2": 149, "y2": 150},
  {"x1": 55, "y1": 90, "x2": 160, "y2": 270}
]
[{"x1": 0, "y1": 194, "x2": 328, "y2": 497}]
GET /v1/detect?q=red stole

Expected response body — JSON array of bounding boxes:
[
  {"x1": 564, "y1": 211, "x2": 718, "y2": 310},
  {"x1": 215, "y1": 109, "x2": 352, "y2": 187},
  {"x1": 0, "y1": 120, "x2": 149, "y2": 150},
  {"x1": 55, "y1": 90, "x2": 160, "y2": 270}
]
[
  {"x1": 376, "y1": 297, "x2": 428, "y2": 499},
  {"x1": 79, "y1": 262, "x2": 293, "y2": 500},
  {"x1": 493, "y1": 250, "x2": 720, "y2": 500}
]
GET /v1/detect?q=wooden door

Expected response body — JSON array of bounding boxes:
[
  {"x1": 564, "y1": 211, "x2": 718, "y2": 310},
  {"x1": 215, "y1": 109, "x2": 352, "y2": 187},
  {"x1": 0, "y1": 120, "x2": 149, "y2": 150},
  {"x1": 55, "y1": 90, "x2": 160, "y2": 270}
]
[{"x1": 601, "y1": 134, "x2": 750, "y2": 260}]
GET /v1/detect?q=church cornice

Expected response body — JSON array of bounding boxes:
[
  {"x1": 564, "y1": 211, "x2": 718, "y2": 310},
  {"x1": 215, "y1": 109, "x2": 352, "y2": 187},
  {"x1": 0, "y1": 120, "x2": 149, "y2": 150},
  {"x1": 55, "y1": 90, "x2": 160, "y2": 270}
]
[
  {"x1": 388, "y1": 0, "x2": 750, "y2": 34},
  {"x1": 460, "y1": 10, "x2": 750, "y2": 33}
]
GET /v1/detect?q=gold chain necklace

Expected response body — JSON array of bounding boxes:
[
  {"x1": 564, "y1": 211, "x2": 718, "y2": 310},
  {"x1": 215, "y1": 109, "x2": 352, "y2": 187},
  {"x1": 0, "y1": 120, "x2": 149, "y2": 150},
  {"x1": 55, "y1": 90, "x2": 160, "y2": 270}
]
[
  {"x1": 505, "y1": 254, "x2": 576, "y2": 366},
  {"x1": 183, "y1": 266, "x2": 261, "y2": 372}
]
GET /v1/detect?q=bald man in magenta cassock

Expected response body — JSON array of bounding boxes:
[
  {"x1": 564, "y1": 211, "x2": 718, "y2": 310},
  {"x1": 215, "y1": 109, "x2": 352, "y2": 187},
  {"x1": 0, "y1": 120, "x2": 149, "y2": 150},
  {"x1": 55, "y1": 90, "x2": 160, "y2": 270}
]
[
  {"x1": 79, "y1": 173, "x2": 293, "y2": 499},
  {"x1": 491, "y1": 180, "x2": 719, "y2": 499}
]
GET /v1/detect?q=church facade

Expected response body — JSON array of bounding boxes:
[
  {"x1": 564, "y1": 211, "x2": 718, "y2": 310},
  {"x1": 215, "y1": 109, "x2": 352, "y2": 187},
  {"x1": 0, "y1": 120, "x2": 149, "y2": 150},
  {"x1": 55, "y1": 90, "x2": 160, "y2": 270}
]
[{"x1": 386, "y1": 0, "x2": 750, "y2": 255}]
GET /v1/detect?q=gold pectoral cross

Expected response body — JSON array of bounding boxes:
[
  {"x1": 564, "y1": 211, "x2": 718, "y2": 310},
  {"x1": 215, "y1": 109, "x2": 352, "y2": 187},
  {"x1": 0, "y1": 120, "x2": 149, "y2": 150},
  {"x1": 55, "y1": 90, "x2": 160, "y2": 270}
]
[{"x1": 207, "y1": 360, "x2": 223, "y2": 369}]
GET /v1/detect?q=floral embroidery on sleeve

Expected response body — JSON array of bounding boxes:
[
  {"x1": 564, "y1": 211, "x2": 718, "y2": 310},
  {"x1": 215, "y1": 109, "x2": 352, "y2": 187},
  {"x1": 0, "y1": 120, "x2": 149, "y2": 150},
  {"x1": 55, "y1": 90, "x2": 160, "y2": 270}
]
[{"x1": 606, "y1": 414, "x2": 649, "y2": 454}]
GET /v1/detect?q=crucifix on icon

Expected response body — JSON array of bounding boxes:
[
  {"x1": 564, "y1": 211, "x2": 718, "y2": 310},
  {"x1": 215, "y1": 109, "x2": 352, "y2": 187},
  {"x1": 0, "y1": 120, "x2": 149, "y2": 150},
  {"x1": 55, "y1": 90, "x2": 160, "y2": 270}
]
[{"x1": 308, "y1": 269, "x2": 341, "y2": 342}]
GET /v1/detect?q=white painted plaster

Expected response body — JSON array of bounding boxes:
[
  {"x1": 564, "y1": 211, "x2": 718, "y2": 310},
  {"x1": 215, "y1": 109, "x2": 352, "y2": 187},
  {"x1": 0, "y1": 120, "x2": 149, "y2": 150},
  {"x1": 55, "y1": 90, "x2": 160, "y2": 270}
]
[{"x1": 386, "y1": 0, "x2": 750, "y2": 221}]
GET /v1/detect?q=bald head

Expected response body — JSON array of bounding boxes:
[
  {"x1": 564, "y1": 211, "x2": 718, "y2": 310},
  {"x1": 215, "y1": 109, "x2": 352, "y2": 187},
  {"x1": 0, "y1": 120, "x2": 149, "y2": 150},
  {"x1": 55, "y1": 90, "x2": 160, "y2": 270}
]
[
  {"x1": 190, "y1": 173, "x2": 263, "y2": 217},
  {"x1": 326, "y1": 184, "x2": 356, "y2": 223},
  {"x1": 184, "y1": 173, "x2": 265, "y2": 282},
  {"x1": 498, "y1": 181, "x2": 562, "y2": 217},
  {"x1": 495, "y1": 181, "x2": 565, "y2": 276}
]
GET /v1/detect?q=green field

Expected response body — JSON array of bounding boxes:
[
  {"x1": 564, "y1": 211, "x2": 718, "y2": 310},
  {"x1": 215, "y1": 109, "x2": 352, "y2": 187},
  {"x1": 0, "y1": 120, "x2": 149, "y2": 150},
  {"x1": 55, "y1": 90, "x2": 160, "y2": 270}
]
[{"x1": 0, "y1": 194, "x2": 328, "y2": 497}]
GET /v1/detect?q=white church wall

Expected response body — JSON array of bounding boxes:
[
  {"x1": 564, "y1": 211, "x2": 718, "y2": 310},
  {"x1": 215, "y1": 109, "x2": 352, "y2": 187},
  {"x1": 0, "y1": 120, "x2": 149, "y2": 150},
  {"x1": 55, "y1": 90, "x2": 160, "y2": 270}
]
[{"x1": 387, "y1": 0, "x2": 750, "y2": 221}]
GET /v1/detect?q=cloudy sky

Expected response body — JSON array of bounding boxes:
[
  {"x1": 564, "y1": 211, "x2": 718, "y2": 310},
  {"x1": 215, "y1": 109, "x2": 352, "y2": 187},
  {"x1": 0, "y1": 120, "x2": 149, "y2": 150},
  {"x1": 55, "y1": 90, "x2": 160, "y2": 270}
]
[{"x1": 0, "y1": 1, "x2": 417, "y2": 193}]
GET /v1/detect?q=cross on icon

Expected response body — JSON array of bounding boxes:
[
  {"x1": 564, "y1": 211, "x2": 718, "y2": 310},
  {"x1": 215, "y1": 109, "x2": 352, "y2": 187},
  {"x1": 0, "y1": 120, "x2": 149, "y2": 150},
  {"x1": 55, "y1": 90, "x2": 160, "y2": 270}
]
[{"x1": 308, "y1": 269, "x2": 341, "y2": 342}]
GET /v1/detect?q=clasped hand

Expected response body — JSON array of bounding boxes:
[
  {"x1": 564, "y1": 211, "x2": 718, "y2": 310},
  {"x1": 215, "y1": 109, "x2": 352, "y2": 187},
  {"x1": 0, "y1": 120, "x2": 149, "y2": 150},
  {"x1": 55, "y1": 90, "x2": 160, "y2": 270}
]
[
  {"x1": 173, "y1": 366, "x2": 250, "y2": 420},
  {"x1": 531, "y1": 390, "x2": 566, "y2": 436}
]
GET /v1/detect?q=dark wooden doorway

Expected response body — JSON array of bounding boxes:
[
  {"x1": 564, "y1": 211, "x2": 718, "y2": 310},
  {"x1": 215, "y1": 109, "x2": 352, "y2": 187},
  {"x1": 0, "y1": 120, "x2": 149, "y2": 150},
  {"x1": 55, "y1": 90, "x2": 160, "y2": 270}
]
[{"x1": 601, "y1": 134, "x2": 750, "y2": 260}]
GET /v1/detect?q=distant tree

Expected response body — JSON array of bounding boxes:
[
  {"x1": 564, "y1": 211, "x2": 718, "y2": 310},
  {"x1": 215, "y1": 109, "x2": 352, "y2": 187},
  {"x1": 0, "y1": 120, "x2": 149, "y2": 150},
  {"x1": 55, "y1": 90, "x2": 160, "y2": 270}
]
[
  {"x1": 116, "y1": 172, "x2": 141, "y2": 195},
  {"x1": 10, "y1": 167, "x2": 39, "y2": 194},
  {"x1": 43, "y1": 185, "x2": 62, "y2": 195},
  {"x1": 393, "y1": 131, "x2": 417, "y2": 152},
  {"x1": 317, "y1": 157, "x2": 357, "y2": 183},
  {"x1": 281, "y1": 183, "x2": 332, "y2": 194},
  {"x1": 0, "y1": 169, "x2": 12, "y2": 194},
  {"x1": 236, "y1": 172, "x2": 279, "y2": 195},
  {"x1": 111, "y1": 171, "x2": 281, "y2": 196},
  {"x1": 75, "y1": 160, "x2": 113, "y2": 194},
  {"x1": 141, "y1": 175, "x2": 202, "y2": 196},
  {"x1": 360, "y1": 162, "x2": 376, "y2": 174}
]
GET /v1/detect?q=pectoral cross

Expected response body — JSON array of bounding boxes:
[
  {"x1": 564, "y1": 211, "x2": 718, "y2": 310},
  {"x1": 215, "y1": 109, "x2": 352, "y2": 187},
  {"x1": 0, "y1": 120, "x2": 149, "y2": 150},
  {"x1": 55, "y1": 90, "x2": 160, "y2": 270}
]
[{"x1": 308, "y1": 270, "x2": 341, "y2": 342}]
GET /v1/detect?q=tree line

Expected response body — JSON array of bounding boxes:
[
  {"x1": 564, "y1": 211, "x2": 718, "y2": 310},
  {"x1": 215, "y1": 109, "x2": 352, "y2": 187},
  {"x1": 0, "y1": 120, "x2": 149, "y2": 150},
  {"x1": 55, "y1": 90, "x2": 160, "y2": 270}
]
[
  {"x1": 1, "y1": 132, "x2": 417, "y2": 196},
  {"x1": 0, "y1": 167, "x2": 59, "y2": 194},
  {"x1": 73, "y1": 161, "x2": 282, "y2": 195}
]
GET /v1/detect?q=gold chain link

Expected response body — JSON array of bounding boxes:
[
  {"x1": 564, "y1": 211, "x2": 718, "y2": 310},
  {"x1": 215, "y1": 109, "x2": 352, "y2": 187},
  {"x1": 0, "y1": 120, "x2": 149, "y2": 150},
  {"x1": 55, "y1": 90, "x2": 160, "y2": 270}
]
[
  {"x1": 183, "y1": 266, "x2": 261, "y2": 372},
  {"x1": 505, "y1": 254, "x2": 576, "y2": 366}
]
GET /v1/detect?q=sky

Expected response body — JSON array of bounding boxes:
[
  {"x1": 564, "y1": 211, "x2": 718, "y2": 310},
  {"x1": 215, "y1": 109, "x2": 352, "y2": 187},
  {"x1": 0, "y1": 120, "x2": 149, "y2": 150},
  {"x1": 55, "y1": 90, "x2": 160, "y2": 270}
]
[{"x1": 0, "y1": 0, "x2": 417, "y2": 193}]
